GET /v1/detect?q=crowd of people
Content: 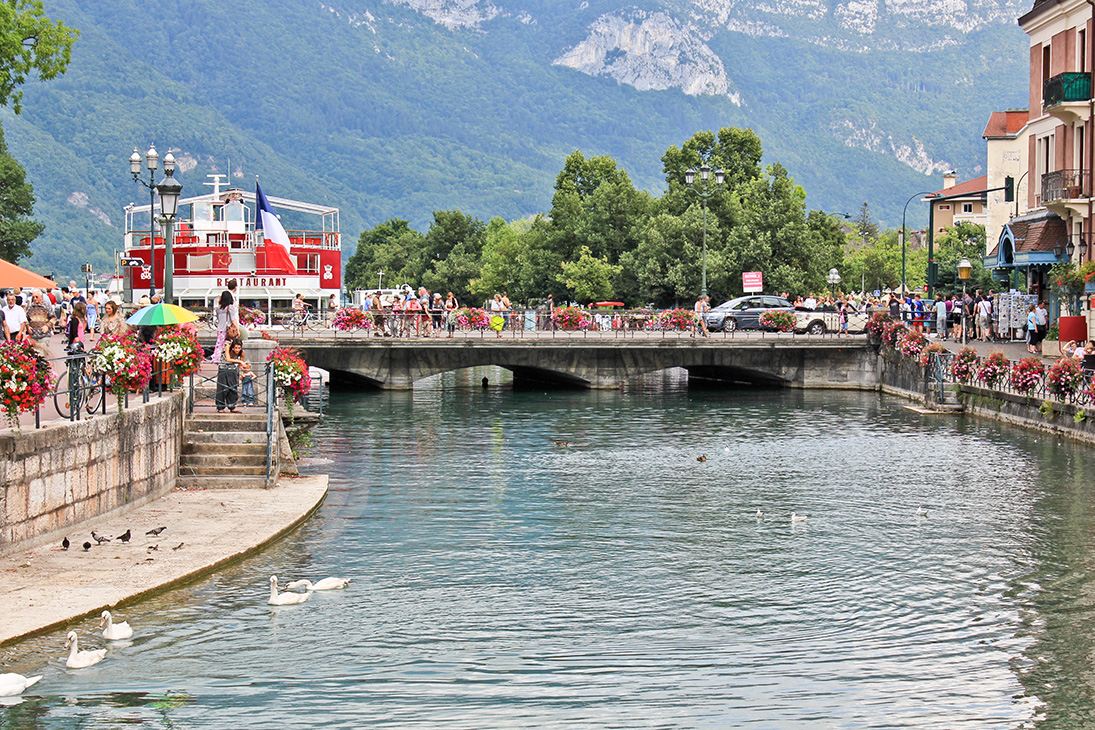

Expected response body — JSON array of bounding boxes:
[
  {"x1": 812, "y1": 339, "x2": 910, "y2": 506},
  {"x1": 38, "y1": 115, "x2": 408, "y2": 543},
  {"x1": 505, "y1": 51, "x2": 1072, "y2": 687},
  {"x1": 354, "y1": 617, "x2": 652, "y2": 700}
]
[{"x1": 0, "y1": 283, "x2": 135, "y2": 358}]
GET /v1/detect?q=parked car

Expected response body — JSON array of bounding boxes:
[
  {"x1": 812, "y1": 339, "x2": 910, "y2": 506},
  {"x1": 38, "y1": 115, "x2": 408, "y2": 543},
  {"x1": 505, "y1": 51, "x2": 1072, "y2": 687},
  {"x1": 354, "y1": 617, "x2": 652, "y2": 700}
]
[
  {"x1": 705, "y1": 295, "x2": 794, "y2": 332},
  {"x1": 795, "y1": 304, "x2": 870, "y2": 334}
]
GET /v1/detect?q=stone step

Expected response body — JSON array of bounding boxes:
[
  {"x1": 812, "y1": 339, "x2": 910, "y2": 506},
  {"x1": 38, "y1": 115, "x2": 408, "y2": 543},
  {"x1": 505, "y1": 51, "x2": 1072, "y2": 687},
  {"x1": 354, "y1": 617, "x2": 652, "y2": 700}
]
[
  {"x1": 184, "y1": 431, "x2": 269, "y2": 445},
  {"x1": 176, "y1": 474, "x2": 270, "y2": 490},
  {"x1": 182, "y1": 441, "x2": 267, "y2": 455},
  {"x1": 185, "y1": 416, "x2": 267, "y2": 434},
  {"x1": 178, "y1": 463, "x2": 267, "y2": 477},
  {"x1": 180, "y1": 452, "x2": 267, "y2": 468}
]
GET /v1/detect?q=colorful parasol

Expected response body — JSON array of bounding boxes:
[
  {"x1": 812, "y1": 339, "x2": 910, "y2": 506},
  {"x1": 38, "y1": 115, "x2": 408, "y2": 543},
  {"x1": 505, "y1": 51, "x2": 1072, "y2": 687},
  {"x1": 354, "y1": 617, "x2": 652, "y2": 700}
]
[
  {"x1": 126, "y1": 302, "x2": 201, "y2": 327},
  {"x1": 0, "y1": 258, "x2": 57, "y2": 289}
]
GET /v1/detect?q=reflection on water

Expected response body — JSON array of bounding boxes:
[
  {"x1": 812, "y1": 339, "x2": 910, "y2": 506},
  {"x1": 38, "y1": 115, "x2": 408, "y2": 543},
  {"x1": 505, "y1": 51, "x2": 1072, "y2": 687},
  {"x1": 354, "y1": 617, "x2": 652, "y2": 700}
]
[{"x1": 5, "y1": 367, "x2": 1095, "y2": 729}]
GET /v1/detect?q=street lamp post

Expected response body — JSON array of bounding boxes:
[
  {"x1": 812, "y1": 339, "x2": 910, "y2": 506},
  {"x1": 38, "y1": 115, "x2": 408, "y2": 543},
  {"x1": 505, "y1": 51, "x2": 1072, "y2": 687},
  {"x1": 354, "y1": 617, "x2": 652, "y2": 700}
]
[
  {"x1": 684, "y1": 164, "x2": 725, "y2": 298},
  {"x1": 958, "y1": 257, "x2": 971, "y2": 345},
  {"x1": 901, "y1": 190, "x2": 934, "y2": 295},
  {"x1": 828, "y1": 267, "x2": 841, "y2": 299},
  {"x1": 156, "y1": 168, "x2": 182, "y2": 302},
  {"x1": 129, "y1": 145, "x2": 178, "y2": 299}
]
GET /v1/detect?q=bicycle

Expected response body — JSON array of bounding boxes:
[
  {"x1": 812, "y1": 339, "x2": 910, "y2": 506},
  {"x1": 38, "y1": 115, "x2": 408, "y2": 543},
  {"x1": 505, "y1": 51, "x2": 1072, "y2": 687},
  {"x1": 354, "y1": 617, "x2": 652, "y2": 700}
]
[
  {"x1": 54, "y1": 355, "x2": 104, "y2": 418},
  {"x1": 278, "y1": 306, "x2": 312, "y2": 332}
]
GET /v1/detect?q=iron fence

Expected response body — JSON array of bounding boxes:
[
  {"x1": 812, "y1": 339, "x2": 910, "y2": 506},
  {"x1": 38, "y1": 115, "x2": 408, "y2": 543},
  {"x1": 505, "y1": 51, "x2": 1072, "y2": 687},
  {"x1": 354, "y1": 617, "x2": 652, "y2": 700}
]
[{"x1": 927, "y1": 351, "x2": 1094, "y2": 407}]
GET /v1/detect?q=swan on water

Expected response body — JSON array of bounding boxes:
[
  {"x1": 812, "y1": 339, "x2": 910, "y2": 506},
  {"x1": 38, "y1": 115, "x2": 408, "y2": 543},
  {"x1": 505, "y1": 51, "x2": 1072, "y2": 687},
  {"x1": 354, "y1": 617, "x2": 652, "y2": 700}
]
[
  {"x1": 268, "y1": 576, "x2": 311, "y2": 605},
  {"x1": 100, "y1": 610, "x2": 133, "y2": 640},
  {"x1": 0, "y1": 673, "x2": 41, "y2": 697},
  {"x1": 284, "y1": 577, "x2": 350, "y2": 592},
  {"x1": 64, "y1": 631, "x2": 106, "y2": 668},
  {"x1": 791, "y1": 512, "x2": 808, "y2": 523}
]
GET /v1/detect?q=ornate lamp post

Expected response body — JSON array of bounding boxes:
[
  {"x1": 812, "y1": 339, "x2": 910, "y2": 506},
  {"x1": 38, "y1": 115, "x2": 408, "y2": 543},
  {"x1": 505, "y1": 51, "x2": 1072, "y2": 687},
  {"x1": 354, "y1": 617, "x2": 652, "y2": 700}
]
[
  {"x1": 155, "y1": 168, "x2": 182, "y2": 302},
  {"x1": 684, "y1": 164, "x2": 725, "y2": 298},
  {"x1": 957, "y1": 258, "x2": 971, "y2": 345},
  {"x1": 828, "y1": 267, "x2": 841, "y2": 298},
  {"x1": 129, "y1": 145, "x2": 177, "y2": 299}
]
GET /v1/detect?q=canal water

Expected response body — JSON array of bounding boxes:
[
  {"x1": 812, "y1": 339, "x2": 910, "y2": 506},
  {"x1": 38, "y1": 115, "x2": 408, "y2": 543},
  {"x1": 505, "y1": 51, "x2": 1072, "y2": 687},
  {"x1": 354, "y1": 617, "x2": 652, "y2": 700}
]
[{"x1": 4, "y1": 368, "x2": 1095, "y2": 729}]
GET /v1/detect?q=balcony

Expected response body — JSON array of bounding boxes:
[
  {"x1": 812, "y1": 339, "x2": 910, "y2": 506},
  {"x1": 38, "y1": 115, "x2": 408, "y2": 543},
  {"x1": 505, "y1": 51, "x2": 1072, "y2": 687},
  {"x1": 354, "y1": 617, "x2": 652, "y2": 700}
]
[
  {"x1": 1041, "y1": 168, "x2": 1090, "y2": 216},
  {"x1": 1044, "y1": 72, "x2": 1092, "y2": 124}
]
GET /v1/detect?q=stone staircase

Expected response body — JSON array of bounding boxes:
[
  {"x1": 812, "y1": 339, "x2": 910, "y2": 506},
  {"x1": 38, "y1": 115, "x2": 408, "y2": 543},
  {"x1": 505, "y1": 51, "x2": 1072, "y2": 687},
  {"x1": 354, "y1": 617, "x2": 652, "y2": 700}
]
[{"x1": 178, "y1": 413, "x2": 276, "y2": 489}]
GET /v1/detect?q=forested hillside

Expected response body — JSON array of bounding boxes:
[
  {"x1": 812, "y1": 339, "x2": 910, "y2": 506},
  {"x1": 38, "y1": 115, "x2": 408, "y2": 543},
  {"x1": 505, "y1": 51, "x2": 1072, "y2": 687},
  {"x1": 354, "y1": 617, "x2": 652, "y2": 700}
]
[{"x1": 6, "y1": 0, "x2": 1028, "y2": 281}]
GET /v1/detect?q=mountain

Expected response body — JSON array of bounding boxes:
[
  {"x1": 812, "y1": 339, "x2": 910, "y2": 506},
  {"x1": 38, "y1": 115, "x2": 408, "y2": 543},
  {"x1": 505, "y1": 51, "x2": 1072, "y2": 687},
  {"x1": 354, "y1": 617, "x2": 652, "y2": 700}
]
[{"x1": 7, "y1": 0, "x2": 1029, "y2": 281}]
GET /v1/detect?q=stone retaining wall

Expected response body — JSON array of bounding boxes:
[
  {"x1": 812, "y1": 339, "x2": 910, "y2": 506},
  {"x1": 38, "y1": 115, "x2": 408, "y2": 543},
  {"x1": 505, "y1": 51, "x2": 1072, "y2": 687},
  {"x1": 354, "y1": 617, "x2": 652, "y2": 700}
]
[
  {"x1": 0, "y1": 392, "x2": 184, "y2": 550},
  {"x1": 958, "y1": 386, "x2": 1095, "y2": 445}
]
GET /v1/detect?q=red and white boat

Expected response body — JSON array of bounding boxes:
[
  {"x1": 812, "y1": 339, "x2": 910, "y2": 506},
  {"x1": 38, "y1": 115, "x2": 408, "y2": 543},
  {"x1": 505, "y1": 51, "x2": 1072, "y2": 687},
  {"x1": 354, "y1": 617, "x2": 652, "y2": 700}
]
[{"x1": 122, "y1": 174, "x2": 341, "y2": 311}]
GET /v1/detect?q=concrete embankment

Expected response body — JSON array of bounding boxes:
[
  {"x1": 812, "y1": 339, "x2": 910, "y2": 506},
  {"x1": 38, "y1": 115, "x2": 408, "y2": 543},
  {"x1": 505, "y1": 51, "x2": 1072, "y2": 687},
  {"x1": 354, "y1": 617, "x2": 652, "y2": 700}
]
[{"x1": 0, "y1": 474, "x2": 328, "y2": 647}]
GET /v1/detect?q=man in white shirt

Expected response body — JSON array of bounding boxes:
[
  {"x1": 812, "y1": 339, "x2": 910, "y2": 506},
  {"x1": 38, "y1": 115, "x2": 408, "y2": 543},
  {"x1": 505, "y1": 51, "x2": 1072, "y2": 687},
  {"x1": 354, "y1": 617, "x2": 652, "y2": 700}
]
[
  {"x1": 2, "y1": 290, "x2": 28, "y2": 341},
  {"x1": 976, "y1": 297, "x2": 993, "y2": 342},
  {"x1": 803, "y1": 295, "x2": 817, "y2": 310}
]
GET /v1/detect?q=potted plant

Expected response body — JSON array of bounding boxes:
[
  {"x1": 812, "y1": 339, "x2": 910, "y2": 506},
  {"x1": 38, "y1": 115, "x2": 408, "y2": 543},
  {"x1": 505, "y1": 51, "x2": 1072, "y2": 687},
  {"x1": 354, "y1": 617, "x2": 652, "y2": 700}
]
[
  {"x1": 0, "y1": 340, "x2": 54, "y2": 429},
  {"x1": 975, "y1": 351, "x2": 1010, "y2": 389}
]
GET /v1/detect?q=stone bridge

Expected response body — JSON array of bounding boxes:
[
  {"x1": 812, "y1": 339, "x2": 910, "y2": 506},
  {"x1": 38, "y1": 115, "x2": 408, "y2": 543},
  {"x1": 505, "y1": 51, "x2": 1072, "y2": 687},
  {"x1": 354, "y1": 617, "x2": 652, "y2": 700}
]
[{"x1": 289, "y1": 333, "x2": 880, "y2": 390}]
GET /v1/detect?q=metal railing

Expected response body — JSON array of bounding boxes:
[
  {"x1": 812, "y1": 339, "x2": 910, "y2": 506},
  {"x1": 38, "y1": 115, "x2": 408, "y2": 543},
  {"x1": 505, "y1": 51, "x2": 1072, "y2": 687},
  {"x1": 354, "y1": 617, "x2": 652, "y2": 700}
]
[
  {"x1": 927, "y1": 350, "x2": 1095, "y2": 407},
  {"x1": 1044, "y1": 71, "x2": 1092, "y2": 106},
  {"x1": 1041, "y1": 168, "x2": 1090, "y2": 203}
]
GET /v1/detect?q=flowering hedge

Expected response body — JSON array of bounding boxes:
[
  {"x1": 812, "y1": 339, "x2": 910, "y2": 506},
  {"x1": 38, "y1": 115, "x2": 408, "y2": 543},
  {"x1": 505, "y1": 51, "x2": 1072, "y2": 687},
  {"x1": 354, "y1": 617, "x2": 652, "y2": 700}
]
[
  {"x1": 152, "y1": 326, "x2": 204, "y2": 382},
  {"x1": 332, "y1": 308, "x2": 374, "y2": 331},
  {"x1": 551, "y1": 306, "x2": 593, "y2": 331},
  {"x1": 975, "y1": 351, "x2": 1010, "y2": 389},
  {"x1": 239, "y1": 306, "x2": 266, "y2": 326},
  {"x1": 950, "y1": 347, "x2": 978, "y2": 382},
  {"x1": 759, "y1": 309, "x2": 795, "y2": 332},
  {"x1": 653, "y1": 308, "x2": 698, "y2": 331},
  {"x1": 0, "y1": 340, "x2": 53, "y2": 429},
  {"x1": 91, "y1": 331, "x2": 154, "y2": 408},
  {"x1": 919, "y1": 342, "x2": 948, "y2": 367},
  {"x1": 267, "y1": 346, "x2": 311, "y2": 404},
  {"x1": 898, "y1": 329, "x2": 928, "y2": 360},
  {"x1": 1009, "y1": 357, "x2": 1045, "y2": 395},
  {"x1": 1046, "y1": 356, "x2": 1087, "y2": 399},
  {"x1": 452, "y1": 307, "x2": 489, "y2": 330}
]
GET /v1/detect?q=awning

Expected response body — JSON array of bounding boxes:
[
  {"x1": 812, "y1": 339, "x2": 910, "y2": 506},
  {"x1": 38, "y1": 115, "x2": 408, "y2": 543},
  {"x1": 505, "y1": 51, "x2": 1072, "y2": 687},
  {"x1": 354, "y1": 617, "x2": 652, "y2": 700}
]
[
  {"x1": 0, "y1": 258, "x2": 57, "y2": 289},
  {"x1": 985, "y1": 210, "x2": 1067, "y2": 270}
]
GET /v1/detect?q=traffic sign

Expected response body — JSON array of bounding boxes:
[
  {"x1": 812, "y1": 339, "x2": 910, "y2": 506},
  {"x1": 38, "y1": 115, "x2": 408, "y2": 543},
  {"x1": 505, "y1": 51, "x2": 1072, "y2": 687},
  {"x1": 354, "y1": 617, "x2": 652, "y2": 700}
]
[
  {"x1": 119, "y1": 257, "x2": 143, "y2": 267},
  {"x1": 743, "y1": 271, "x2": 763, "y2": 293}
]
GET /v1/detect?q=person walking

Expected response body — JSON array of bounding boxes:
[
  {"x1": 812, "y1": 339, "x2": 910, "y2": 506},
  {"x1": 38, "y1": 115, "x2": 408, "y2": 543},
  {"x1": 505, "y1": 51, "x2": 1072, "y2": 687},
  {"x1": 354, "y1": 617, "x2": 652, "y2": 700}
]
[
  {"x1": 976, "y1": 296, "x2": 992, "y2": 343},
  {"x1": 99, "y1": 299, "x2": 127, "y2": 338},
  {"x1": 444, "y1": 292, "x2": 459, "y2": 338},
  {"x1": 1026, "y1": 304, "x2": 1038, "y2": 354},
  {"x1": 1035, "y1": 300, "x2": 1048, "y2": 353},
  {"x1": 216, "y1": 338, "x2": 244, "y2": 413},
  {"x1": 2, "y1": 290, "x2": 27, "y2": 342},
  {"x1": 212, "y1": 279, "x2": 239, "y2": 362},
  {"x1": 693, "y1": 294, "x2": 710, "y2": 337}
]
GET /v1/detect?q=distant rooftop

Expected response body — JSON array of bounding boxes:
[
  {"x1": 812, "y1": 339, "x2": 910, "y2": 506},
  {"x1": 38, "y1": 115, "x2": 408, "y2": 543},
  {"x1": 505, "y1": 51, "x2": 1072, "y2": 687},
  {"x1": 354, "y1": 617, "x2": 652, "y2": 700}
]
[{"x1": 983, "y1": 110, "x2": 1029, "y2": 139}]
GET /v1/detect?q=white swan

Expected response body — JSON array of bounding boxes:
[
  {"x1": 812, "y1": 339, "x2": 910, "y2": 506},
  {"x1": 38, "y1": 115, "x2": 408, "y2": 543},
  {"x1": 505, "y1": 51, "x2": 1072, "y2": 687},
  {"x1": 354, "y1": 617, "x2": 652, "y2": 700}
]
[
  {"x1": 0, "y1": 673, "x2": 42, "y2": 697},
  {"x1": 100, "y1": 610, "x2": 133, "y2": 640},
  {"x1": 791, "y1": 512, "x2": 808, "y2": 523},
  {"x1": 268, "y1": 576, "x2": 311, "y2": 605},
  {"x1": 284, "y1": 577, "x2": 350, "y2": 592},
  {"x1": 756, "y1": 509, "x2": 764, "y2": 520},
  {"x1": 64, "y1": 631, "x2": 106, "y2": 668},
  {"x1": 916, "y1": 505, "x2": 928, "y2": 517}
]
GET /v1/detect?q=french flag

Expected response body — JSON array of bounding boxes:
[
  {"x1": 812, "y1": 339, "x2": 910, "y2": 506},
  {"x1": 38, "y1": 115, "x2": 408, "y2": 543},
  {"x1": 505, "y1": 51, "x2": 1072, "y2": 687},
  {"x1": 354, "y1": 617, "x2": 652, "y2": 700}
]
[{"x1": 256, "y1": 182, "x2": 298, "y2": 274}]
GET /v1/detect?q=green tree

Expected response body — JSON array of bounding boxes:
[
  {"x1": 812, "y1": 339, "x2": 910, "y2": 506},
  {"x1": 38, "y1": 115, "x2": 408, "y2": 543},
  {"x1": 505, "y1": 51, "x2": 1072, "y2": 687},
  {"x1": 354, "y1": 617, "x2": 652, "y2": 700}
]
[
  {"x1": 344, "y1": 218, "x2": 424, "y2": 291},
  {"x1": 0, "y1": 121, "x2": 42, "y2": 263},
  {"x1": 418, "y1": 210, "x2": 486, "y2": 298},
  {"x1": 473, "y1": 216, "x2": 533, "y2": 301},
  {"x1": 557, "y1": 245, "x2": 621, "y2": 302},
  {"x1": 0, "y1": 0, "x2": 79, "y2": 113},
  {"x1": 934, "y1": 221, "x2": 993, "y2": 294}
]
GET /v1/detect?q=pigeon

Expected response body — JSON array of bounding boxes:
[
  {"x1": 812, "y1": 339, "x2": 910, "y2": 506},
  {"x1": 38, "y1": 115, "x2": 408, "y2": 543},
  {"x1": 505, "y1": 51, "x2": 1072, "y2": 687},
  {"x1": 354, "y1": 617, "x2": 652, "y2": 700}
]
[
  {"x1": 146, "y1": 526, "x2": 167, "y2": 536},
  {"x1": 172, "y1": 543, "x2": 184, "y2": 551},
  {"x1": 82, "y1": 542, "x2": 92, "y2": 551},
  {"x1": 118, "y1": 530, "x2": 131, "y2": 543},
  {"x1": 91, "y1": 531, "x2": 110, "y2": 545},
  {"x1": 696, "y1": 454, "x2": 707, "y2": 462},
  {"x1": 61, "y1": 537, "x2": 70, "y2": 550}
]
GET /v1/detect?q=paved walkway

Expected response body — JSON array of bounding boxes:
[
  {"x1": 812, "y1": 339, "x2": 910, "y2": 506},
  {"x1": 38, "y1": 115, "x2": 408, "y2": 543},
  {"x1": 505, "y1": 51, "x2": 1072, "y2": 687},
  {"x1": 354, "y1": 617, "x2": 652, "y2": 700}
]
[{"x1": 0, "y1": 474, "x2": 328, "y2": 647}]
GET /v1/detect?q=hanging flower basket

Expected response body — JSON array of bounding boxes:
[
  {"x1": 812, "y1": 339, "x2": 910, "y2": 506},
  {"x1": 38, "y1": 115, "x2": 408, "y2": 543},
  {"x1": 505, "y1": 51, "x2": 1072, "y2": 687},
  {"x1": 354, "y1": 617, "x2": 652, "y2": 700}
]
[
  {"x1": 152, "y1": 326, "x2": 204, "y2": 383},
  {"x1": 975, "y1": 351, "x2": 1010, "y2": 389},
  {"x1": 267, "y1": 346, "x2": 312, "y2": 406},
  {"x1": 759, "y1": 309, "x2": 795, "y2": 332},
  {"x1": 452, "y1": 307, "x2": 490, "y2": 330},
  {"x1": 1009, "y1": 357, "x2": 1045, "y2": 395},
  {"x1": 551, "y1": 306, "x2": 593, "y2": 331},
  {"x1": 866, "y1": 312, "x2": 890, "y2": 339},
  {"x1": 950, "y1": 347, "x2": 978, "y2": 383},
  {"x1": 652, "y1": 308, "x2": 698, "y2": 331},
  {"x1": 0, "y1": 340, "x2": 54, "y2": 429},
  {"x1": 880, "y1": 320, "x2": 907, "y2": 349},
  {"x1": 91, "y1": 331, "x2": 154, "y2": 410},
  {"x1": 898, "y1": 329, "x2": 927, "y2": 361},
  {"x1": 1046, "y1": 356, "x2": 1087, "y2": 400},
  {"x1": 332, "y1": 308, "x2": 374, "y2": 331}
]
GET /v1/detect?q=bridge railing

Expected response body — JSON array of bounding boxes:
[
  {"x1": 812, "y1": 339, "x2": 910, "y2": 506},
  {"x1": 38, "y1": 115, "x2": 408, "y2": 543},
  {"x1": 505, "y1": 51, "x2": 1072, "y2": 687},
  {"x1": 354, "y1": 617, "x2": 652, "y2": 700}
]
[
  {"x1": 927, "y1": 350, "x2": 1095, "y2": 406},
  {"x1": 253, "y1": 310, "x2": 878, "y2": 341}
]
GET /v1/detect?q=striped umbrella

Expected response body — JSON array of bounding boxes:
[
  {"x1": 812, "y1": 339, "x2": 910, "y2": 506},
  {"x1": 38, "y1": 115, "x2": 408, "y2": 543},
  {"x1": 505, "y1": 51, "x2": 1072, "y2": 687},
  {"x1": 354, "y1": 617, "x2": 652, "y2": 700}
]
[{"x1": 125, "y1": 302, "x2": 200, "y2": 327}]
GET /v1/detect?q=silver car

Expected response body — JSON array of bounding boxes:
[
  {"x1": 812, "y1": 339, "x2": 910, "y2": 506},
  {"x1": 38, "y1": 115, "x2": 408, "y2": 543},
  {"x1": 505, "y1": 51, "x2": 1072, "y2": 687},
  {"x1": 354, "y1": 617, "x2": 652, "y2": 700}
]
[{"x1": 705, "y1": 295, "x2": 794, "y2": 332}]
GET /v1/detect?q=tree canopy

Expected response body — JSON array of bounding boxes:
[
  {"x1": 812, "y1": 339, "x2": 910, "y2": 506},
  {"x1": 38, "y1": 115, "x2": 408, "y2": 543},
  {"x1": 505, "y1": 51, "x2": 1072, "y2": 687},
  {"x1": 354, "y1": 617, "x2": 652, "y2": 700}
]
[
  {"x1": 0, "y1": 0, "x2": 78, "y2": 114},
  {"x1": 0, "y1": 122, "x2": 42, "y2": 263}
]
